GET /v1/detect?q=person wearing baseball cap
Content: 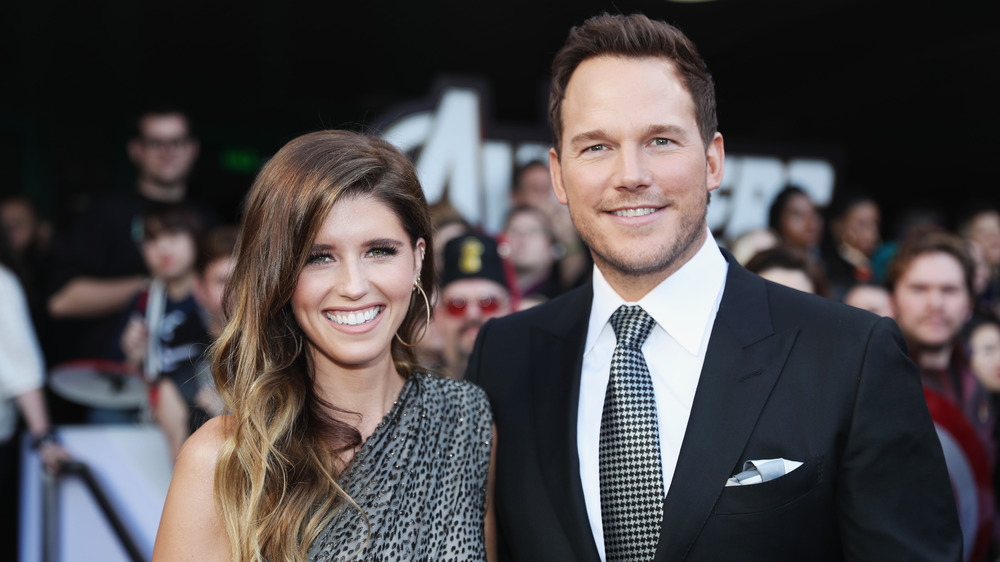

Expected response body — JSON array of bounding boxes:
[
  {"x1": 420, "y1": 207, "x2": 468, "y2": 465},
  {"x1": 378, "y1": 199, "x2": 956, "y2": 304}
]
[{"x1": 437, "y1": 232, "x2": 515, "y2": 378}]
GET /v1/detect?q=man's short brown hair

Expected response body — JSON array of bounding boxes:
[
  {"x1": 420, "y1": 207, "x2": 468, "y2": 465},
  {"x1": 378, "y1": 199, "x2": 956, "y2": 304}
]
[
  {"x1": 548, "y1": 12, "x2": 717, "y2": 155},
  {"x1": 886, "y1": 230, "x2": 976, "y2": 298}
]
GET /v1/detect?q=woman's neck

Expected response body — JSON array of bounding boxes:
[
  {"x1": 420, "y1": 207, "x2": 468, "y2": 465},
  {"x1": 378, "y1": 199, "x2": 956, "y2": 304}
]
[{"x1": 313, "y1": 360, "x2": 406, "y2": 442}]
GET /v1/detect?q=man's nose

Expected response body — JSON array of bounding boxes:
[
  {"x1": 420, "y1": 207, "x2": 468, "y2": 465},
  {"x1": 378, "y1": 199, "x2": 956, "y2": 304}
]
[
  {"x1": 464, "y1": 302, "x2": 484, "y2": 320},
  {"x1": 615, "y1": 145, "x2": 653, "y2": 190},
  {"x1": 927, "y1": 289, "x2": 945, "y2": 309}
]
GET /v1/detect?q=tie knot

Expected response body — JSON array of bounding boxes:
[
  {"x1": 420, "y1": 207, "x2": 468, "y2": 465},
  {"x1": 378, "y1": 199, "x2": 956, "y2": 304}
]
[{"x1": 610, "y1": 305, "x2": 655, "y2": 350}]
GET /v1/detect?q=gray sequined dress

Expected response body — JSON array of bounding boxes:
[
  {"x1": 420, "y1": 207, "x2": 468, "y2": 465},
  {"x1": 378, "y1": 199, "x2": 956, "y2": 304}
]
[{"x1": 308, "y1": 372, "x2": 493, "y2": 561}]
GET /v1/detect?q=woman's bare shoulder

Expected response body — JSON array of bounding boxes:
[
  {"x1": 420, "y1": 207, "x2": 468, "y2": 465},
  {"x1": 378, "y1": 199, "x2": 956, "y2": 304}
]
[
  {"x1": 175, "y1": 415, "x2": 233, "y2": 474},
  {"x1": 153, "y1": 415, "x2": 234, "y2": 561},
  {"x1": 187, "y1": 414, "x2": 232, "y2": 452}
]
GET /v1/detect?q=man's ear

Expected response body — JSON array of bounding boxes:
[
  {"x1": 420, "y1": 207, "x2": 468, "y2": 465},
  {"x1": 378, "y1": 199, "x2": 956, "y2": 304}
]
[
  {"x1": 705, "y1": 132, "x2": 725, "y2": 192},
  {"x1": 549, "y1": 147, "x2": 568, "y2": 205}
]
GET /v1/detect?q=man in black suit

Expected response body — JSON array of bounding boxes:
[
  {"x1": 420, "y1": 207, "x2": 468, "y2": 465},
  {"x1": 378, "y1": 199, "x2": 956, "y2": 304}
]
[{"x1": 466, "y1": 12, "x2": 962, "y2": 561}]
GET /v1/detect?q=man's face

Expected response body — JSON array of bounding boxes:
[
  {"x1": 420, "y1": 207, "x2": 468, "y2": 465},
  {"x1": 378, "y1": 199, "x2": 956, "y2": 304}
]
[
  {"x1": 892, "y1": 252, "x2": 972, "y2": 351},
  {"x1": 437, "y1": 278, "x2": 511, "y2": 369},
  {"x1": 513, "y1": 165, "x2": 558, "y2": 211},
  {"x1": 504, "y1": 209, "x2": 554, "y2": 273},
  {"x1": 549, "y1": 56, "x2": 724, "y2": 298},
  {"x1": 128, "y1": 114, "x2": 199, "y2": 187}
]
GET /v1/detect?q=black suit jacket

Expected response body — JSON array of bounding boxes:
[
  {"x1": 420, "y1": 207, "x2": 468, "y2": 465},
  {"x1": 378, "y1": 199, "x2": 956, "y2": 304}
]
[{"x1": 467, "y1": 250, "x2": 962, "y2": 561}]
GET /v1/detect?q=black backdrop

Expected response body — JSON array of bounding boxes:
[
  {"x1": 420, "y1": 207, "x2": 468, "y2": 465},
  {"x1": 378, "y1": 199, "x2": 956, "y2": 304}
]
[{"x1": 1, "y1": 0, "x2": 997, "y2": 235}]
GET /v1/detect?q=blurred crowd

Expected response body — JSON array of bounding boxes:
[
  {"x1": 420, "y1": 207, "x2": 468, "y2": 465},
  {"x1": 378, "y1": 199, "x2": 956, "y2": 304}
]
[
  {"x1": 735, "y1": 183, "x2": 1000, "y2": 552},
  {"x1": 2, "y1": 105, "x2": 1000, "y2": 558}
]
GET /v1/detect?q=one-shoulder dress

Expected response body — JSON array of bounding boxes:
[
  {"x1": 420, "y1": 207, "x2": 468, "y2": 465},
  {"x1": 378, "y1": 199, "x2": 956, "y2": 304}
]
[{"x1": 307, "y1": 372, "x2": 493, "y2": 561}]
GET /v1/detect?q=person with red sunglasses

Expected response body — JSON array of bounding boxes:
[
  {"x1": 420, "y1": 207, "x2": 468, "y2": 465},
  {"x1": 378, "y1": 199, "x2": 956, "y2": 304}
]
[{"x1": 437, "y1": 233, "x2": 514, "y2": 379}]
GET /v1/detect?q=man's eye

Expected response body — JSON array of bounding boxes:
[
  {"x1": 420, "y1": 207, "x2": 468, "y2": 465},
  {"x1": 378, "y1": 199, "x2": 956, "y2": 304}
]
[
  {"x1": 653, "y1": 138, "x2": 671, "y2": 146},
  {"x1": 586, "y1": 144, "x2": 606, "y2": 152}
]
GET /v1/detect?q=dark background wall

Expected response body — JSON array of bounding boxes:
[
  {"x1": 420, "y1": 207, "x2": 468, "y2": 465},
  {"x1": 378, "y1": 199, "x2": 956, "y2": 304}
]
[{"x1": 1, "y1": 0, "x2": 996, "y2": 235}]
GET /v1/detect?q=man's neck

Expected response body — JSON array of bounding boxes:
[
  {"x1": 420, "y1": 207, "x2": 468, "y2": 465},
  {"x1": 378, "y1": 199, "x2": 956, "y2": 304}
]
[
  {"x1": 137, "y1": 179, "x2": 186, "y2": 203},
  {"x1": 914, "y1": 343, "x2": 954, "y2": 371},
  {"x1": 599, "y1": 227, "x2": 708, "y2": 303}
]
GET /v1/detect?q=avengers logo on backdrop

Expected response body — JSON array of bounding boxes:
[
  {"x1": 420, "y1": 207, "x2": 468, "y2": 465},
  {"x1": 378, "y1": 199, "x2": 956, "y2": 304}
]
[{"x1": 377, "y1": 77, "x2": 838, "y2": 238}]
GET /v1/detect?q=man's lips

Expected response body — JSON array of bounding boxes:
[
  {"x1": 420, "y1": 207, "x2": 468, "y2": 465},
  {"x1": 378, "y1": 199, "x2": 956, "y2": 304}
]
[{"x1": 610, "y1": 207, "x2": 660, "y2": 218}]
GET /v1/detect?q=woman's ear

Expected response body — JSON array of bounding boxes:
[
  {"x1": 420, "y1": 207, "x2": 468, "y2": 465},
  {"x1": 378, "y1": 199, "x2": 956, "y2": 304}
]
[{"x1": 414, "y1": 238, "x2": 427, "y2": 281}]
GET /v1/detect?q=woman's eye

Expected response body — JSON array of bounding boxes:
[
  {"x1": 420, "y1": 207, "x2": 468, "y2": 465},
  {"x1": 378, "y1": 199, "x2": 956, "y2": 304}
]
[
  {"x1": 368, "y1": 247, "x2": 398, "y2": 258},
  {"x1": 307, "y1": 253, "x2": 333, "y2": 264}
]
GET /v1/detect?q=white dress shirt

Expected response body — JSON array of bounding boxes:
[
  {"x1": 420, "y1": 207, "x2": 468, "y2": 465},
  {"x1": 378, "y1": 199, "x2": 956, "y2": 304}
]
[{"x1": 578, "y1": 230, "x2": 728, "y2": 560}]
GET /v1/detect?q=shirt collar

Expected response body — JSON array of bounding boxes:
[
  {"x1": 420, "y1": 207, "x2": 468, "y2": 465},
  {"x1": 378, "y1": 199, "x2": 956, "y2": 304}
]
[{"x1": 587, "y1": 229, "x2": 728, "y2": 355}]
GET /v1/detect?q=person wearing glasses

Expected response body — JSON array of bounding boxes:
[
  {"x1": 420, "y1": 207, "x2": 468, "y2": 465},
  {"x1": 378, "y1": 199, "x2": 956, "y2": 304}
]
[
  {"x1": 44, "y1": 106, "x2": 218, "y2": 398},
  {"x1": 437, "y1": 233, "x2": 515, "y2": 379}
]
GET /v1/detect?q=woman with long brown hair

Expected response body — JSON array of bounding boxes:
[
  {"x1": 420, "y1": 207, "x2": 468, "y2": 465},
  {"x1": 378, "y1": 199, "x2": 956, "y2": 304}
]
[{"x1": 152, "y1": 130, "x2": 496, "y2": 561}]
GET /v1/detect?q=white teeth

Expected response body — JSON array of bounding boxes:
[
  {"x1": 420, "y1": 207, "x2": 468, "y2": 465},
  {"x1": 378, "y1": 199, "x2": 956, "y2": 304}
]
[
  {"x1": 326, "y1": 306, "x2": 381, "y2": 326},
  {"x1": 612, "y1": 208, "x2": 656, "y2": 217}
]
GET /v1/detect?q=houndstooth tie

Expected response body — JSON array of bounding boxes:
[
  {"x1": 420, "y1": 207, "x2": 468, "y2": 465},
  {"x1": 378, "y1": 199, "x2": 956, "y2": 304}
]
[{"x1": 599, "y1": 305, "x2": 664, "y2": 561}]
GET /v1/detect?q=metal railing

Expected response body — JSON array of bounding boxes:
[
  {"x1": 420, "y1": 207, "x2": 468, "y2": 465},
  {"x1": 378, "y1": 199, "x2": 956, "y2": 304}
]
[{"x1": 43, "y1": 460, "x2": 145, "y2": 562}]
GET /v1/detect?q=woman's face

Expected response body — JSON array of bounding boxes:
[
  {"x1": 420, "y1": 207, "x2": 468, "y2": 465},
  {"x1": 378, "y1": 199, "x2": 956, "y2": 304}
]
[
  {"x1": 779, "y1": 193, "x2": 823, "y2": 251},
  {"x1": 291, "y1": 195, "x2": 424, "y2": 374},
  {"x1": 970, "y1": 322, "x2": 1000, "y2": 393},
  {"x1": 840, "y1": 201, "x2": 881, "y2": 256},
  {"x1": 504, "y1": 209, "x2": 554, "y2": 273}
]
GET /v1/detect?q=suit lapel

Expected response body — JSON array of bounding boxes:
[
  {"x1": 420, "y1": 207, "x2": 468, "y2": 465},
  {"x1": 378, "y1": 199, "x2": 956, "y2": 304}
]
[
  {"x1": 655, "y1": 255, "x2": 798, "y2": 561},
  {"x1": 529, "y1": 285, "x2": 603, "y2": 562}
]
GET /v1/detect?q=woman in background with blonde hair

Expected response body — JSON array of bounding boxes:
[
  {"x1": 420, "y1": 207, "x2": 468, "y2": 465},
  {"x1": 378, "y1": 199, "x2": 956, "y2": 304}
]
[{"x1": 153, "y1": 130, "x2": 496, "y2": 561}]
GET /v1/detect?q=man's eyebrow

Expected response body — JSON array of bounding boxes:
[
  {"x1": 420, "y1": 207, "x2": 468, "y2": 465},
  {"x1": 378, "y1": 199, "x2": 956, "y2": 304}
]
[
  {"x1": 568, "y1": 129, "x2": 610, "y2": 147},
  {"x1": 644, "y1": 124, "x2": 687, "y2": 138}
]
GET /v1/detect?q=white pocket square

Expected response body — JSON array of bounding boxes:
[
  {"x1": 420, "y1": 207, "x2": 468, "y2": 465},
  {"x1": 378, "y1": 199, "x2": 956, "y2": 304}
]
[{"x1": 725, "y1": 458, "x2": 803, "y2": 487}]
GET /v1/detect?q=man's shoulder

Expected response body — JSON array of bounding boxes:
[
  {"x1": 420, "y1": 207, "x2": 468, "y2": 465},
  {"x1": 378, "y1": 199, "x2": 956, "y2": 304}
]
[
  {"x1": 83, "y1": 190, "x2": 150, "y2": 214},
  {"x1": 59, "y1": 191, "x2": 148, "y2": 238},
  {"x1": 768, "y1": 278, "x2": 878, "y2": 321},
  {"x1": 747, "y1": 275, "x2": 891, "y2": 347},
  {"x1": 486, "y1": 284, "x2": 592, "y2": 333}
]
